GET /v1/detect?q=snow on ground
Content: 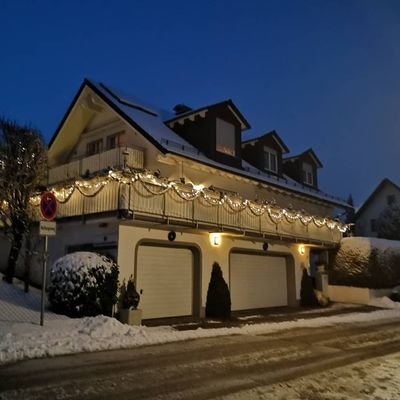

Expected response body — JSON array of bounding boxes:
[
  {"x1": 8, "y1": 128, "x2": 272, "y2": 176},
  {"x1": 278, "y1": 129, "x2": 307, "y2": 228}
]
[
  {"x1": 217, "y1": 352, "x2": 400, "y2": 400},
  {"x1": 1, "y1": 275, "x2": 400, "y2": 366}
]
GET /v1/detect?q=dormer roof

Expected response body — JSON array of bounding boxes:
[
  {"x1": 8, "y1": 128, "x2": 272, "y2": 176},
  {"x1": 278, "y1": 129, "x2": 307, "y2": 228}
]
[
  {"x1": 283, "y1": 148, "x2": 323, "y2": 168},
  {"x1": 165, "y1": 100, "x2": 251, "y2": 131},
  {"x1": 242, "y1": 130, "x2": 290, "y2": 154}
]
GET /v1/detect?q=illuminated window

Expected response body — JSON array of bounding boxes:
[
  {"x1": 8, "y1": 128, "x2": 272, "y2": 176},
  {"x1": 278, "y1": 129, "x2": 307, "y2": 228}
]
[
  {"x1": 302, "y1": 162, "x2": 314, "y2": 185},
  {"x1": 264, "y1": 146, "x2": 278, "y2": 173},
  {"x1": 216, "y1": 118, "x2": 235, "y2": 156}
]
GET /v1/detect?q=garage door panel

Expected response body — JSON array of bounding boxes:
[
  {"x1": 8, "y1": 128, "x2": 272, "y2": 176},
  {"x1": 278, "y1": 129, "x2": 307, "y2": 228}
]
[
  {"x1": 137, "y1": 246, "x2": 193, "y2": 319},
  {"x1": 231, "y1": 253, "x2": 287, "y2": 310}
]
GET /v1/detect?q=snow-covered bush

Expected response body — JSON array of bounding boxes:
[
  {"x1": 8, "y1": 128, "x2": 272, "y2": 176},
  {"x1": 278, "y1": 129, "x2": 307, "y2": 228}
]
[
  {"x1": 48, "y1": 252, "x2": 119, "y2": 318},
  {"x1": 329, "y1": 237, "x2": 400, "y2": 289}
]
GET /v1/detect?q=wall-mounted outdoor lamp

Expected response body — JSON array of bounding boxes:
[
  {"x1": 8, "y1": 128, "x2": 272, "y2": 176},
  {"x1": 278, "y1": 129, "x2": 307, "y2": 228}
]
[{"x1": 209, "y1": 232, "x2": 222, "y2": 247}]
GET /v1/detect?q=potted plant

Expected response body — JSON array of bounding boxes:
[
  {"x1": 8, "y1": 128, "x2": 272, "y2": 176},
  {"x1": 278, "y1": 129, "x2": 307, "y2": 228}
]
[{"x1": 119, "y1": 276, "x2": 142, "y2": 325}]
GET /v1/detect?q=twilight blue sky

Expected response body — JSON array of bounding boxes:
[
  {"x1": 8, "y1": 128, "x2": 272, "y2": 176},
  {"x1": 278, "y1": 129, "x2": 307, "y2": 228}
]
[{"x1": 1, "y1": 0, "x2": 399, "y2": 207}]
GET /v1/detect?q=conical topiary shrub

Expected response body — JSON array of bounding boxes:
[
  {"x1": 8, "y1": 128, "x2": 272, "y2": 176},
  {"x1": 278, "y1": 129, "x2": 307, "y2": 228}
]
[
  {"x1": 205, "y1": 262, "x2": 231, "y2": 319},
  {"x1": 300, "y1": 267, "x2": 319, "y2": 307}
]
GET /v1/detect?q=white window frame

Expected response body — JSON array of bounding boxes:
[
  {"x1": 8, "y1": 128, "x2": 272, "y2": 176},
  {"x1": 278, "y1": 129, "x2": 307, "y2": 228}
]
[
  {"x1": 263, "y1": 146, "x2": 278, "y2": 173},
  {"x1": 302, "y1": 162, "x2": 314, "y2": 185},
  {"x1": 216, "y1": 118, "x2": 236, "y2": 156}
]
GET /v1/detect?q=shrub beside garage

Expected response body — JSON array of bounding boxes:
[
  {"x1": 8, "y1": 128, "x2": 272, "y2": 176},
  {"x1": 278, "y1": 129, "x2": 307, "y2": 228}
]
[{"x1": 48, "y1": 252, "x2": 119, "y2": 317}]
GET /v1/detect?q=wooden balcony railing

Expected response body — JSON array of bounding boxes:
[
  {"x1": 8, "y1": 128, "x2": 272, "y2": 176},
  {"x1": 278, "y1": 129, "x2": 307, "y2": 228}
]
[
  {"x1": 48, "y1": 147, "x2": 144, "y2": 184},
  {"x1": 53, "y1": 178, "x2": 343, "y2": 245}
]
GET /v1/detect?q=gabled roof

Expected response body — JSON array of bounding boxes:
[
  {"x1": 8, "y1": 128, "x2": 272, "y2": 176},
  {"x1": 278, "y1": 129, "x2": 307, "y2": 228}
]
[
  {"x1": 283, "y1": 148, "x2": 323, "y2": 168},
  {"x1": 355, "y1": 178, "x2": 400, "y2": 218},
  {"x1": 241, "y1": 130, "x2": 290, "y2": 154},
  {"x1": 48, "y1": 78, "x2": 349, "y2": 209},
  {"x1": 165, "y1": 100, "x2": 251, "y2": 131}
]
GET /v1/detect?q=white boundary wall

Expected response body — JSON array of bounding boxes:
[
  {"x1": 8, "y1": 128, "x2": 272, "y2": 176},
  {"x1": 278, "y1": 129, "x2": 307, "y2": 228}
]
[{"x1": 328, "y1": 285, "x2": 392, "y2": 305}]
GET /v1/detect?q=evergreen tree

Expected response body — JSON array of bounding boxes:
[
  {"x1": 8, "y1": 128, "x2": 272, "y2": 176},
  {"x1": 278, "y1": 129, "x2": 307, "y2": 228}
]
[
  {"x1": 205, "y1": 262, "x2": 231, "y2": 319},
  {"x1": 300, "y1": 267, "x2": 319, "y2": 307},
  {"x1": 0, "y1": 118, "x2": 47, "y2": 283},
  {"x1": 345, "y1": 194, "x2": 355, "y2": 224},
  {"x1": 376, "y1": 204, "x2": 400, "y2": 240}
]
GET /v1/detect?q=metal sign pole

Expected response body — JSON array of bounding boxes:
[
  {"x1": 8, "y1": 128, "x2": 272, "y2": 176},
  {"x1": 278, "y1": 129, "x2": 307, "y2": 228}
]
[{"x1": 40, "y1": 235, "x2": 48, "y2": 326}]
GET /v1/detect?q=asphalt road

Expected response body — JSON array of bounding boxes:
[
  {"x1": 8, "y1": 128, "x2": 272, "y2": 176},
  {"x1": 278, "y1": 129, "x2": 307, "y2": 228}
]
[{"x1": 1, "y1": 319, "x2": 400, "y2": 399}]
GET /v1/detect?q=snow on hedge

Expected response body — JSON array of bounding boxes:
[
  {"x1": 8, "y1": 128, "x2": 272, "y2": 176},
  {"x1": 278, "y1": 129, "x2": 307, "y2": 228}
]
[
  {"x1": 330, "y1": 237, "x2": 400, "y2": 289},
  {"x1": 340, "y1": 237, "x2": 400, "y2": 254}
]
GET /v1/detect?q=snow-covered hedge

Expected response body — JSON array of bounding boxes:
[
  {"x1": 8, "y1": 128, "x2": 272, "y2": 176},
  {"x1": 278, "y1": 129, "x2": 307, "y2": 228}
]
[
  {"x1": 329, "y1": 237, "x2": 400, "y2": 289},
  {"x1": 48, "y1": 252, "x2": 119, "y2": 317}
]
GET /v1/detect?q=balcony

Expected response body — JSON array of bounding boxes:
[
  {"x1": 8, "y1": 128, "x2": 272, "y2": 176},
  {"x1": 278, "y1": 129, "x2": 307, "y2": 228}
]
[{"x1": 48, "y1": 147, "x2": 144, "y2": 184}]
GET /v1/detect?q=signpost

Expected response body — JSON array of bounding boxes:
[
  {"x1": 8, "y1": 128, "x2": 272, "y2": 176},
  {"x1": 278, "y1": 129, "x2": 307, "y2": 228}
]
[{"x1": 39, "y1": 192, "x2": 57, "y2": 326}]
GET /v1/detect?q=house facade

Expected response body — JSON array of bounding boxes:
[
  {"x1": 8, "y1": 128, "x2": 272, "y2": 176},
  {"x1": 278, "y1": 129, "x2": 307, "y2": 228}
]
[
  {"x1": 355, "y1": 178, "x2": 400, "y2": 237},
  {"x1": 24, "y1": 79, "x2": 349, "y2": 320}
]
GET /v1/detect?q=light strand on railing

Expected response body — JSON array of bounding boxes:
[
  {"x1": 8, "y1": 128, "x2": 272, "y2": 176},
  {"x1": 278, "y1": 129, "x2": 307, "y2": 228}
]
[{"x1": 44, "y1": 168, "x2": 349, "y2": 233}]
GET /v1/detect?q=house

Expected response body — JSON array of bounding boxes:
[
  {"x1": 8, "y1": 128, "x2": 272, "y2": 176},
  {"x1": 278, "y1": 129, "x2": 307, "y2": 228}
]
[
  {"x1": 355, "y1": 178, "x2": 400, "y2": 237},
  {"x1": 19, "y1": 79, "x2": 350, "y2": 320}
]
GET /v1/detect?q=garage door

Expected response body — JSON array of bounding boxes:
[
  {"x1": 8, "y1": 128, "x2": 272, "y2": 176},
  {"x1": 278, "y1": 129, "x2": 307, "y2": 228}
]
[
  {"x1": 230, "y1": 253, "x2": 288, "y2": 310},
  {"x1": 136, "y1": 245, "x2": 193, "y2": 319}
]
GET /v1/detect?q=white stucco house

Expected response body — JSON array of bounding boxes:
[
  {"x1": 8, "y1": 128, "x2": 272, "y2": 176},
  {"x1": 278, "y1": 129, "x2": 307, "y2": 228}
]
[
  {"x1": 355, "y1": 178, "x2": 400, "y2": 238},
  {"x1": 15, "y1": 79, "x2": 350, "y2": 320}
]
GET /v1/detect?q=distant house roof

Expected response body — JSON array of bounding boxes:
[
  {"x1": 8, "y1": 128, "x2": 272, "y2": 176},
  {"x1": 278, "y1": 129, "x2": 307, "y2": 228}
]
[
  {"x1": 48, "y1": 78, "x2": 348, "y2": 209},
  {"x1": 355, "y1": 178, "x2": 400, "y2": 218},
  {"x1": 241, "y1": 130, "x2": 290, "y2": 154},
  {"x1": 283, "y1": 148, "x2": 323, "y2": 168}
]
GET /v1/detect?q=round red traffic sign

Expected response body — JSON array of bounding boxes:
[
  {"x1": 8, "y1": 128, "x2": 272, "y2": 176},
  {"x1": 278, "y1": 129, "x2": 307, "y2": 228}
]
[{"x1": 40, "y1": 192, "x2": 57, "y2": 221}]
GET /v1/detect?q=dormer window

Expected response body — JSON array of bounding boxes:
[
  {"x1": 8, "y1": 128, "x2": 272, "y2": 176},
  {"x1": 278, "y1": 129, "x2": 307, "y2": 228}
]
[
  {"x1": 216, "y1": 118, "x2": 235, "y2": 156},
  {"x1": 263, "y1": 146, "x2": 278, "y2": 173},
  {"x1": 302, "y1": 162, "x2": 313, "y2": 185}
]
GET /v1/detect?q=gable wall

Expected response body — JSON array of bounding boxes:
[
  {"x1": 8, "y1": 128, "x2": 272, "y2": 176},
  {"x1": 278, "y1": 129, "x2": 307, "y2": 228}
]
[{"x1": 355, "y1": 183, "x2": 400, "y2": 237}]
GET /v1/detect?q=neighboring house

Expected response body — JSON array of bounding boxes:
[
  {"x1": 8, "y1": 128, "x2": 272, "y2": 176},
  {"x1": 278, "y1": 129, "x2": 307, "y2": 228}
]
[
  {"x1": 11, "y1": 79, "x2": 350, "y2": 320},
  {"x1": 355, "y1": 178, "x2": 400, "y2": 237}
]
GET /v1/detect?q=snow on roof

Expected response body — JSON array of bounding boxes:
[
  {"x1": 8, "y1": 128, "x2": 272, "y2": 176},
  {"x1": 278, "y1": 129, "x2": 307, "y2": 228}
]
[{"x1": 87, "y1": 79, "x2": 347, "y2": 208}]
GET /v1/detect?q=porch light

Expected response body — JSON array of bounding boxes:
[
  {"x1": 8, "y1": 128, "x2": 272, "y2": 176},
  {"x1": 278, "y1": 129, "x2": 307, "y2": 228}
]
[
  {"x1": 210, "y1": 232, "x2": 222, "y2": 247},
  {"x1": 298, "y1": 244, "x2": 306, "y2": 255}
]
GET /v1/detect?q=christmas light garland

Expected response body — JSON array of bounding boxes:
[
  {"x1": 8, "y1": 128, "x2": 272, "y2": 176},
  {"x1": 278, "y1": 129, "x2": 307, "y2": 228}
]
[{"x1": 37, "y1": 168, "x2": 348, "y2": 233}]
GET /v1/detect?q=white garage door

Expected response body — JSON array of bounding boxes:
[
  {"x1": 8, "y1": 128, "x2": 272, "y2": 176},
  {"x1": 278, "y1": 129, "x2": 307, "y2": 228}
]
[
  {"x1": 230, "y1": 253, "x2": 288, "y2": 310},
  {"x1": 136, "y1": 245, "x2": 193, "y2": 319}
]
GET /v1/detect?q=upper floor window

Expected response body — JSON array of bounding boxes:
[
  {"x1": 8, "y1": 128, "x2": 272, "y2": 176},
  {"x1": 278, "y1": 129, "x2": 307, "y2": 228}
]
[
  {"x1": 86, "y1": 139, "x2": 103, "y2": 156},
  {"x1": 370, "y1": 218, "x2": 377, "y2": 232},
  {"x1": 106, "y1": 134, "x2": 119, "y2": 150},
  {"x1": 216, "y1": 118, "x2": 235, "y2": 156},
  {"x1": 302, "y1": 162, "x2": 314, "y2": 186},
  {"x1": 263, "y1": 146, "x2": 278, "y2": 173},
  {"x1": 387, "y1": 194, "x2": 396, "y2": 206}
]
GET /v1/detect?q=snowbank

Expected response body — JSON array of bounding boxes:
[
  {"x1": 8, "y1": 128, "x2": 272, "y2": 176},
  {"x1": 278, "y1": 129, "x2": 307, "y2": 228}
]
[
  {"x1": 1, "y1": 272, "x2": 400, "y2": 366},
  {"x1": 2, "y1": 308, "x2": 400, "y2": 366}
]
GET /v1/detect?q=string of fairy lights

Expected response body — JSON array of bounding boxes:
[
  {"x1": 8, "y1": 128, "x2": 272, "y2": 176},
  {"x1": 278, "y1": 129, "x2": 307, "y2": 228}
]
[{"x1": 31, "y1": 169, "x2": 348, "y2": 233}]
